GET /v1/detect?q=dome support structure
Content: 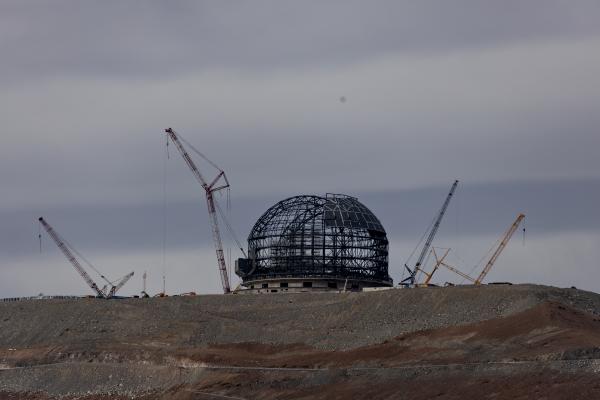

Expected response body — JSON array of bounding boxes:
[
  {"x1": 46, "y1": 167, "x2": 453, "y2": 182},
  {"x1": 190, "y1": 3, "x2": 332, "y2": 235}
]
[{"x1": 236, "y1": 194, "x2": 392, "y2": 293}]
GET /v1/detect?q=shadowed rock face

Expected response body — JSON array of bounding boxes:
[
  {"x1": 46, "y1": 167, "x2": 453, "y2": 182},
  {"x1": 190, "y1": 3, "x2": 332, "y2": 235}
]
[{"x1": 2, "y1": 284, "x2": 600, "y2": 399}]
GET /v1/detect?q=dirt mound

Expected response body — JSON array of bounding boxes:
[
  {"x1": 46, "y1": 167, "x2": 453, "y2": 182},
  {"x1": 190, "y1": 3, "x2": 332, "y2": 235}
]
[
  {"x1": 153, "y1": 301, "x2": 600, "y2": 369},
  {"x1": 2, "y1": 284, "x2": 600, "y2": 352},
  {"x1": 3, "y1": 284, "x2": 600, "y2": 398}
]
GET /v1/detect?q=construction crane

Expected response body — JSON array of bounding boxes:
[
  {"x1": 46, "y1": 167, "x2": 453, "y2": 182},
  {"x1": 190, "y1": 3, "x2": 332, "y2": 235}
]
[
  {"x1": 38, "y1": 217, "x2": 107, "y2": 298},
  {"x1": 165, "y1": 128, "x2": 235, "y2": 294},
  {"x1": 39, "y1": 217, "x2": 134, "y2": 298},
  {"x1": 401, "y1": 180, "x2": 459, "y2": 286},
  {"x1": 106, "y1": 271, "x2": 135, "y2": 298},
  {"x1": 419, "y1": 247, "x2": 450, "y2": 286},
  {"x1": 432, "y1": 250, "x2": 477, "y2": 284},
  {"x1": 474, "y1": 213, "x2": 525, "y2": 284},
  {"x1": 434, "y1": 213, "x2": 526, "y2": 285}
]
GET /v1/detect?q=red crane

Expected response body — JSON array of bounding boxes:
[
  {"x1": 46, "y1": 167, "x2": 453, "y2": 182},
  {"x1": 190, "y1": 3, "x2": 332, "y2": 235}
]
[
  {"x1": 39, "y1": 217, "x2": 134, "y2": 298},
  {"x1": 164, "y1": 128, "x2": 232, "y2": 294},
  {"x1": 106, "y1": 271, "x2": 135, "y2": 298},
  {"x1": 38, "y1": 217, "x2": 107, "y2": 298}
]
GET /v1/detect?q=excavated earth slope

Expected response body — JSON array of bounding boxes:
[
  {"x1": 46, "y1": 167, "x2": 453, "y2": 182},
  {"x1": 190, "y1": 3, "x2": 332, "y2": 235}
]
[{"x1": 2, "y1": 284, "x2": 600, "y2": 399}]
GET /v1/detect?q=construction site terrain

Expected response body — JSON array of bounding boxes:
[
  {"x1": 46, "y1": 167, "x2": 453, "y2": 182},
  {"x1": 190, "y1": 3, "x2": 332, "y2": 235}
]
[{"x1": 2, "y1": 284, "x2": 600, "y2": 399}]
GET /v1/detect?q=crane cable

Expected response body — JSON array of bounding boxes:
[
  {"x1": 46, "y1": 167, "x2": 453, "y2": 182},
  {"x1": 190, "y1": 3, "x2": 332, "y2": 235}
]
[
  {"x1": 173, "y1": 131, "x2": 247, "y2": 259},
  {"x1": 38, "y1": 223, "x2": 42, "y2": 253},
  {"x1": 227, "y1": 187, "x2": 233, "y2": 285},
  {"x1": 49, "y1": 226, "x2": 113, "y2": 286},
  {"x1": 167, "y1": 130, "x2": 247, "y2": 268},
  {"x1": 163, "y1": 135, "x2": 169, "y2": 294},
  {"x1": 177, "y1": 132, "x2": 223, "y2": 172},
  {"x1": 417, "y1": 247, "x2": 435, "y2": 283},
  {"x1": 214, "y1": 199, "x2": 248, "y2": 258},
  {"x1": 462, "y1": 235, "x2": 502, "y2": 284},
  {"x1": 401, "y1": 215, "x2": 436, "y2": 282}
]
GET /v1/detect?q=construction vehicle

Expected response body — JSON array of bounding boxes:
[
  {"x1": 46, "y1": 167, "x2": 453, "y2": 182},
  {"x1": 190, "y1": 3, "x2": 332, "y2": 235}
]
[
  {"x1": 432, "y1": 213, "x2": 525, "y2": 285},
  {"x1": 165, "y1": 128, "x2": 246, "y2": 294},
  {"x1": 177, "y1": 292, "x2": 197, "y2": 296},
  {"x1": 401, "y1": 180, "x2": 459, "y2": 287},
  {"x1": 38, "y1": 217, "x2": 134, "y2": 298}
]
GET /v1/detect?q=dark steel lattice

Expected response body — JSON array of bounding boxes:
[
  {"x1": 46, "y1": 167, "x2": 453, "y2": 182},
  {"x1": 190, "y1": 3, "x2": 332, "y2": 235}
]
[{"x1": 237, "y1": 194, "x2": 391, "y2": 284}]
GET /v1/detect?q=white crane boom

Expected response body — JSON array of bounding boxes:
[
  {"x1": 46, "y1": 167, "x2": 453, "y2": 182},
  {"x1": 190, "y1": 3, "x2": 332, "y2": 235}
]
[
  {"x1": 164, "y1": 128, "x2": 231, "y2": 294},
  {"x1": 402, "y1": 180, "x2": 459, "y2": 286}
]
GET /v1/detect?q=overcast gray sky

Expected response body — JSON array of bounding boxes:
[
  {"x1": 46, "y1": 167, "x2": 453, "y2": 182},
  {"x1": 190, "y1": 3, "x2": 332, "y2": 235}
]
[{"x1": 1, "y1": 1, "x2": 600, "y2": 297}]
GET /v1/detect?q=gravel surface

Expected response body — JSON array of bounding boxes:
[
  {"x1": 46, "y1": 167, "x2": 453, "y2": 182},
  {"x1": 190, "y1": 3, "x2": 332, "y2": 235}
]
[
  {"x1": 1, "y1": 284, "x2": 599, "y2": 351},
  {"x1": 2, "y1": 284, "x2": 600, "y2": 398}
]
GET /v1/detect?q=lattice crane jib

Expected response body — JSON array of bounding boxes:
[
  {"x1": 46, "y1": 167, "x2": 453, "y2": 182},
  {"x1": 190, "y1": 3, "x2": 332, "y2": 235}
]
[
  {"x1": 164, "y1": 128, "x2": 231, "y2": 294},
  {"x1": 429, "y1": 213, "x2": 525, "y2": 285},
  {"x1": 475, "y1": 213, "x2": 525, "y2": 284},
  {"x1": 38, "y1": 217, "x2": 106, "y2": 298},
  {"x1": 403, "y1": 180, "x2": 459, "y2": 286},
  {"x1": 108, "y1": 271, "x2": 135, "y2": 298}
]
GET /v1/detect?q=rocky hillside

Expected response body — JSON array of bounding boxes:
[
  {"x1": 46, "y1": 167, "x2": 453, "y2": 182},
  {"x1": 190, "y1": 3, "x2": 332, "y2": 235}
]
[{"x1": 2, "y1": 284, "x2": 600, "y2": 399}]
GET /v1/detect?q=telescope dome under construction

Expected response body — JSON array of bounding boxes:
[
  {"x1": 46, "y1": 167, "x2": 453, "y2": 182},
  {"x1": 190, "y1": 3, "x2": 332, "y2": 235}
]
[{"x1": 235, "y1": 194, "x2": 392, "y2": 293}]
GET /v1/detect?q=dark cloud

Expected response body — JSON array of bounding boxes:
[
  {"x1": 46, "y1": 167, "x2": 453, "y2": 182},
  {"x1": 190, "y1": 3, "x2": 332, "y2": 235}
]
[
  {"x1": 3, "y1": 179, "x2": 599, "y2": 259},
  {"x1": 3, "y1": 179, "x2": 600, "y2": 296},
  {"x1": 1, "y1": 1, "x2": 600, "y2": 83},
  {"x1": 1, "y1": 1, "x2": 600, "y2": 296}
]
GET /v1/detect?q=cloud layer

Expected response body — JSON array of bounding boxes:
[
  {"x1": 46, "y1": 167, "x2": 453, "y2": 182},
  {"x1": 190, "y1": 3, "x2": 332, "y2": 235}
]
[{"x1": 1, "y1": 1, "x2": 599, "y2": 296}]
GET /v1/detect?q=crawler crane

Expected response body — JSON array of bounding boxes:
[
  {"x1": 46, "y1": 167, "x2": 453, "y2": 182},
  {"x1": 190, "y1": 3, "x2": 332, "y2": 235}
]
[
  {"x1": 402, "y1": 180, "x2": 459, "y2": 286},
  {"x1": 165, "y1": 128, "x2": 246, "y2": 294},
  {"x1": 431, "y1": 213, "x2": 525, "y2": 285},
  {"x1": 38, "y1": 217, "x2": 133, "y2": 298}
]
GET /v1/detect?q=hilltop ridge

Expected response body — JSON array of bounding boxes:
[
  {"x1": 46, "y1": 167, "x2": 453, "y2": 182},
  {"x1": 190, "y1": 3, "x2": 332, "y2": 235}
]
[{"x1": 2, "y1": 284, "x2": 600, "y2": 399}]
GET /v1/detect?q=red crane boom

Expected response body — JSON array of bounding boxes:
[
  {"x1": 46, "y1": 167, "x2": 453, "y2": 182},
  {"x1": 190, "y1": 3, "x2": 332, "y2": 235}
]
[
  {"x1": 164, "y1": 128, "x2": 231, "y2": 294},
  {"x1": 38, "y1": 217, "x2": 106, "y2": 298},
  {"x1": 107, "y1": 271, "x2": 135, "y2": 298}
]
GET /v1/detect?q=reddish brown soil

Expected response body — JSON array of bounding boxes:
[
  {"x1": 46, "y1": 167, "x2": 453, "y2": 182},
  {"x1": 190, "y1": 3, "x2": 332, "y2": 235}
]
[
  {"x1": 177, "y1": 370, "x2": 600, "y2": 400},
  {"x1": 4, "y1": 301, "x2": 600, "y2": 399},
  {"x1": 162, "y1": 301, "x2": 600, "y2": 369}
]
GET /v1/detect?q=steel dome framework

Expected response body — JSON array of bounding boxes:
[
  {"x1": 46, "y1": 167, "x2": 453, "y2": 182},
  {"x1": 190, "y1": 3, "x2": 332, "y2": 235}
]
[{"x1": 238, "y1": 194, "x2": 391, "y2": 285}]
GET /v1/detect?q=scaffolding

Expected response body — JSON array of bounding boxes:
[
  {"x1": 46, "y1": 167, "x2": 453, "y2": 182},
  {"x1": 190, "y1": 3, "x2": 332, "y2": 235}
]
[{"x1": 237, "y1": 194, "x2": 391, "y2": 285}]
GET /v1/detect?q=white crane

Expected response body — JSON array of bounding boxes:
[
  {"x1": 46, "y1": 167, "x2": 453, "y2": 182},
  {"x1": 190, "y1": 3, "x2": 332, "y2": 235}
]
[{"x1": 402, "y1": 180, "x2": 459, "y2": 286}]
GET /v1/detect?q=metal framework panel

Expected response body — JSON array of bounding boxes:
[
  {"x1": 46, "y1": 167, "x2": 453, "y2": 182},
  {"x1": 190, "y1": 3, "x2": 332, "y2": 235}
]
[{"x1": 239, "y1": 194, "x2": 391, "y2": 285}]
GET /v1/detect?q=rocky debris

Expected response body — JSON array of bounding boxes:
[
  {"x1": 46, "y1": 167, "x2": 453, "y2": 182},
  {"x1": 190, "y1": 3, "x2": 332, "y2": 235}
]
[
  {"x1": 2, "y1": 284, "x2": 600, "y2": 352},
  {"x1": 2, "y1": 284, "x2": 600, "y2": 398}
]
